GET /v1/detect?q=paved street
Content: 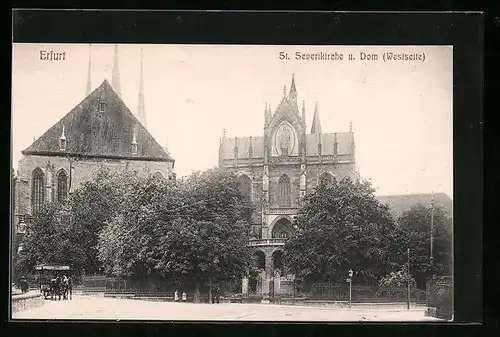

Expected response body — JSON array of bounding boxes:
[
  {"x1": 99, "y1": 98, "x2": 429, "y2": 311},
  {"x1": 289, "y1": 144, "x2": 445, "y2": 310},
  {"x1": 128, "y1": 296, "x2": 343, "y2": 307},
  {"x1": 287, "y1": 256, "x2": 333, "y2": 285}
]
[{"x1": 12, "y1": 295, "x2": 442, "y2": 321}]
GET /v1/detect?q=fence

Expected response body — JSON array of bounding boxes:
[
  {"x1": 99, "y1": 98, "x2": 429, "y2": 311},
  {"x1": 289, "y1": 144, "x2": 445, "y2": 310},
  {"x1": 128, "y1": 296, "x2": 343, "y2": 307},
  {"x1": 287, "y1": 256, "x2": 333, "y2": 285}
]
[{"x1": 310, "y1": 283, "x2": 426, "y2": 304}]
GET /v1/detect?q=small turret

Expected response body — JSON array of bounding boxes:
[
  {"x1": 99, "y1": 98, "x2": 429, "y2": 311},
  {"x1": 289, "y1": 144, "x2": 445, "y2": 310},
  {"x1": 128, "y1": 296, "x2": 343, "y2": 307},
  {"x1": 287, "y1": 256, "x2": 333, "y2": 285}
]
[
  {"x1": 131, "y1": 128, "x2": 138, "y2": 155},
  {"x1": 59, "y1": 125, "x2": 67, "y2": 151}
]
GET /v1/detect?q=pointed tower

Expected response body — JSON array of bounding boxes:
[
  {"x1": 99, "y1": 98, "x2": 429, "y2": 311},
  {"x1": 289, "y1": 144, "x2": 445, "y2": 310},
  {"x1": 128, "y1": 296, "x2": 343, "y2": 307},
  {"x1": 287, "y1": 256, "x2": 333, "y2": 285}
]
[
  {"x1": 137, "y1": 48, "x2": 147, "y2": 128},
  {"x1": 112, "y1": 44, "x2": 121, "y2": 97},
  {"x1": 264, "y1": 103, "x2": 271, "y2": 128},
  {"x1": 301, "y1": 100, "x2": 306, "y2": 127},
  {"x1": 310, "y1": 102, "x2": 322, "y2": 134},
  {"x1": 289, "y1": 73, "x2": 297, "y2": 105},
  {"x1": 86, "y1": 44, "x2": 92, "y2": 96}
]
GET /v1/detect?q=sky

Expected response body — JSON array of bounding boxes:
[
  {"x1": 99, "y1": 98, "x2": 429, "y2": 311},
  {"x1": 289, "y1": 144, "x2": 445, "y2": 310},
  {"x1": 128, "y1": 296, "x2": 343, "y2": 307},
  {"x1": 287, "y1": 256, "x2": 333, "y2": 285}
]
[{"x1": 12, "y1": 44, "x2": 453, "y2": 197}]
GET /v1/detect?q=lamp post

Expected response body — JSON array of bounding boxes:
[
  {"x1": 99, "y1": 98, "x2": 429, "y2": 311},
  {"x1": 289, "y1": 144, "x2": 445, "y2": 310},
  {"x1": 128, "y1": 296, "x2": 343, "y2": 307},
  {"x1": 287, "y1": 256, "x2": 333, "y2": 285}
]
[
  {"x1": 347, "y1": 269, "x2": 353, "y2": 310},
  {"x1": 430, "y1": 193, "x2": 435, "y2": 269},
  {"x1": 407, "y1": 248, "x2": 411, "y2": 310}
]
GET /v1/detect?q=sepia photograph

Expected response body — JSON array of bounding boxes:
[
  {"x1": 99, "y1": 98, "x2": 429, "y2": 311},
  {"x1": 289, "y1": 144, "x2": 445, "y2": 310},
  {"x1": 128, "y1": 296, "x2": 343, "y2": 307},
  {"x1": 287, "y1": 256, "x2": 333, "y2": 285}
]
[{"x1": 11, "y1": 43, "x2": 453, "y2": 322}]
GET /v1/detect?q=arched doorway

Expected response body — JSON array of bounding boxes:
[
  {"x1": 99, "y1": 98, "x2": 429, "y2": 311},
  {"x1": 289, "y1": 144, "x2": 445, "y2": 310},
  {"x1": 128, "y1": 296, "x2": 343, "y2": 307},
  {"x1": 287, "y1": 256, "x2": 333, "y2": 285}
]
[
  {"x1": 272, "y1": 250, "x2": 284, "y2": 277},
  {"x1": 272, "y1": 218, "x2": 293, "y2": 239},
  {"x1": 249, "y1": 251, "x2": 266, "y2": 294}
]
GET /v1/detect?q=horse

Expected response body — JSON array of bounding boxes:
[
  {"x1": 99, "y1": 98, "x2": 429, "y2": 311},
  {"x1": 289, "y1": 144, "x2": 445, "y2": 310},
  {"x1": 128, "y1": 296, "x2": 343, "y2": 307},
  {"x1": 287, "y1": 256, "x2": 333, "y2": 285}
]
[
  {"x1": 50, "y1": 276, "x2": 62, "y2": 300},
  {"x1": 60, "y1": 276, "x2": 73, "y2": 300}
]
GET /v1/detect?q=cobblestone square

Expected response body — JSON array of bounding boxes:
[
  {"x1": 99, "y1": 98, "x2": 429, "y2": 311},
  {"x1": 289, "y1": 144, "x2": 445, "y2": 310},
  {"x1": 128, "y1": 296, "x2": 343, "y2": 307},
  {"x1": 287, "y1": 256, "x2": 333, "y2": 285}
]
[{"x1": 12, "y1": 296, "x2": 442, "y2": 322}]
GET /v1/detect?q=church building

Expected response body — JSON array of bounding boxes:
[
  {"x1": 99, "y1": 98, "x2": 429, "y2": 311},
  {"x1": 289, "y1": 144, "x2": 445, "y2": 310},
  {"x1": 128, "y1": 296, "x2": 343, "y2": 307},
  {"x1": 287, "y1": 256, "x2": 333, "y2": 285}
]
[
  {"x1": 13, "y1": 45, "x2": 175, "y2": 242},
  {"x1": 218, "y1": 74, "x2": 358, "y2": 296}
]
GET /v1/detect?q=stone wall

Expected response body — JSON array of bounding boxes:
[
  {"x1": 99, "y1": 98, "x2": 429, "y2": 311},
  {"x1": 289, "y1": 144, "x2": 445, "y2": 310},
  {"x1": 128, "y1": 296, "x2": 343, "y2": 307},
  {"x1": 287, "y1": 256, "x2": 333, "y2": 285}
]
[
  {"x1": 12, "y1": 291, "x2": 45, "y2": 313},
  {"x1": 14, "y1": 154, "x2": 173, "y2": 224}
]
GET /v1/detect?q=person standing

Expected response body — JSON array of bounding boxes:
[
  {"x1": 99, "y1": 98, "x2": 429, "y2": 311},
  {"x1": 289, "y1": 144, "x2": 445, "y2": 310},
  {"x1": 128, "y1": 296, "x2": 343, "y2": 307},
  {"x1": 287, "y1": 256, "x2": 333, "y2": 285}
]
[
  {"x1": 174, "y1": 290, "x2": 179, "y2": 302},
  {"x1": 67, "y1": 276, "x2": 73, "y2": 300},
  {"x1": 182, "y1": 291, "x2": 187, "y2": 302},
  {"x1": 20, "y1": 276, "x2": 28, "y2": 293}
]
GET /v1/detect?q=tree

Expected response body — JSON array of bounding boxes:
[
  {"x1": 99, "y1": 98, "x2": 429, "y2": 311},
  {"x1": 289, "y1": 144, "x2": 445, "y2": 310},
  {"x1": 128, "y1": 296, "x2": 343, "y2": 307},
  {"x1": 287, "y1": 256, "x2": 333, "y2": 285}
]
[
  {"x1": 379, "y1": 268, "x2": 417, "y2": 289},
  {"x1": 283, "y1": 178, "x2": 396, "y2": 287},
  {"x1": 156, "y1": 169, "x2": 254, "y2": 302},
  {"x1": 15, "y1": 202, "x2": 87, "y2": 279},
  {"x1": 70, "y1": 167, "x2": 135, "y2": 275},
  {"x1": 397, "y1": 204, "x2": 452, "y2": 289},
  {"x1": 97, "y1": 168, "x2": 254, "y2": 302},
  {"x1": 97, "y1": 171, "x2": 181, "y2": 280}
]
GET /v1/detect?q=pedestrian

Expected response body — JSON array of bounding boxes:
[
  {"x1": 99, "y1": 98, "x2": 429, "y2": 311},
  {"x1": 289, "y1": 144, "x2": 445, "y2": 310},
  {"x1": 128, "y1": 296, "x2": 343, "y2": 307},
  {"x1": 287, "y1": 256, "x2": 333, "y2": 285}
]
[
  {"x1": 20, "y1": 276, "x2": 28, "y2": 293},
  {"x1": 182, "y1": 291, "x2": 187, "y2": 302},
  {"x1": 67, "y1": 276, "x2": 73, "y2": 300},
  {"x1": 174, "y1": 290, "x2": 179, "y2": 302}
]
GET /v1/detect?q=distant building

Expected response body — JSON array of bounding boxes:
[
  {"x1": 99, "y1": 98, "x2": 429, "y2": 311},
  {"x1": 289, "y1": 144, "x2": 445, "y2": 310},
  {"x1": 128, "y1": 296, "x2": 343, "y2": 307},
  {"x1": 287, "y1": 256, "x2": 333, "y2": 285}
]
[
  {"x1": 13, "y1": 45, "x2": 175, "y2": 237},
  {"x1": 218, "y1": 74, "x2": 358, "y2": 295},
  {"x1": 375, "y1": 193, "x2": 453, "y2": 221}
]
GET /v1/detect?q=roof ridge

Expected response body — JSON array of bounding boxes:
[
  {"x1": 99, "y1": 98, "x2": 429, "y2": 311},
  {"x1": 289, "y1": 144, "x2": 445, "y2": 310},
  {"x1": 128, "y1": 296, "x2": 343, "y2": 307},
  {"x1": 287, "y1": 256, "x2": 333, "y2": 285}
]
[{"x1": 22, "y1": 80, "x2": 174, "y2": 162}]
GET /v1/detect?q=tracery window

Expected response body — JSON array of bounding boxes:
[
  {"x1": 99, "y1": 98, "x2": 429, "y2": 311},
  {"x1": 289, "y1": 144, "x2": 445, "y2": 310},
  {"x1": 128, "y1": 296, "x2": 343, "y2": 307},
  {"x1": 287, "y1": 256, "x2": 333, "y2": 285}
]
[
  {"x1": 319, "y1": 172, "x2": 334, "y2": 186},
  {"x1": 57, "y1": 170, "x2": 68, "y2": 203},
  {"x1": 278, "y1": 174, "x2": 291, "y2": 207},
  {"x1": 31, "y1": 168, "x2": 45, "y2": 213}
]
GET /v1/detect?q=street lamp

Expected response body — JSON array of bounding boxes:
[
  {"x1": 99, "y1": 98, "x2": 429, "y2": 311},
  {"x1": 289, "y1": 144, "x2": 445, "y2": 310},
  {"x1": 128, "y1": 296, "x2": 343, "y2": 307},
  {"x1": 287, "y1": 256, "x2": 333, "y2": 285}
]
[
  {"x1": 430, "y1": 193, "x2": 435, "y2": 269},
  {"x1": 407, "y1": 248, "x2": 411, "y2": 310},
  {"x1": 346, "y1": 269, "x2": 353, "y2": 310}
]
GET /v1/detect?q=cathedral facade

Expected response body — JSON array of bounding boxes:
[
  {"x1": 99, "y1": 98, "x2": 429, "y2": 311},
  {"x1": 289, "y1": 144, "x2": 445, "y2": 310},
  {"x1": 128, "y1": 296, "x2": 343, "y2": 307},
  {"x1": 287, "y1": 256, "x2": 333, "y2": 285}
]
[
  {"x1": 13, "y1": 45, "x2": 175, "y2": 241},
  {"x1": 218, "y1": 75, "x2": 358, "y2": 295}
]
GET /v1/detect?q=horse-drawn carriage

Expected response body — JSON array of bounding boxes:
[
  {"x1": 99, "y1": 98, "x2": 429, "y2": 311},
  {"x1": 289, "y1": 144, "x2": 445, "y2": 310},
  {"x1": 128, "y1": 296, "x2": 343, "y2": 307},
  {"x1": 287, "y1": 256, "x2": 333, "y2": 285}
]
[{"x1": 34, "y1": 263, "x2": 73, "y2": 300}]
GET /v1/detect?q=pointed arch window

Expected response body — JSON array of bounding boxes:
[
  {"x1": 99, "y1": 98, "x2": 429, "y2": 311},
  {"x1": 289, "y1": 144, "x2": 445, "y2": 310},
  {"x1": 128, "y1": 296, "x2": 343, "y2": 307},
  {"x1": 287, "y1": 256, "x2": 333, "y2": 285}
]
[
  {"x1": 319, "y1": 172, "x2": 334, "y2": 186},
  {"x1": 278, "y1": 174, "x2": 291, "y2": 207},
  {"x1": 31, "y1": 168, "x2": 45, "y2": 213},
  {"x1": 57, "y1": 170, "x2": 68, "y2": 203},
  {"x1": 153, "y1": 171, "x2": 165, "y2": 181}
]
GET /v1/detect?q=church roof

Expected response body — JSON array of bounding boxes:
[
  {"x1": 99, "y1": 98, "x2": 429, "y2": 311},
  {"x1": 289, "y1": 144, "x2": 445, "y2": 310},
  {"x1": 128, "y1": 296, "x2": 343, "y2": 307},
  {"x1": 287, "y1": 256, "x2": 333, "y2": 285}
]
[
  {"x1": 375, "y1": 193, "x2": 453, "y2": 219},
  {"x1": 22, "y1": 80, "x2": 174, "y2": 163},
  {"x1": 220, "y1": 132, "x2": 354, "y2": 160}
]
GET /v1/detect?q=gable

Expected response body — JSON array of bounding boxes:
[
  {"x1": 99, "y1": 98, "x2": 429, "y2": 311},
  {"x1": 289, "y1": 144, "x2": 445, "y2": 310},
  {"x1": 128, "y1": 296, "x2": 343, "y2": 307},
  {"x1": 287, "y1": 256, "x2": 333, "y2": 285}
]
[{"x1": 22, "y1": 80, "x2": 174, "y2": 162}]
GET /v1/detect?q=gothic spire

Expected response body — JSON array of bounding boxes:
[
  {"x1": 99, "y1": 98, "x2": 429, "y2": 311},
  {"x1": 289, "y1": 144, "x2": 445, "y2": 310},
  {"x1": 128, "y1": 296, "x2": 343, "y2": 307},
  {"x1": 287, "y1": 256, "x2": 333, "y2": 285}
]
[
  {"x1": 112, "y1": 44, "x2": 121, "y2": 97},
  {"x1": 86, "y1": 44, "x2": 92, "y2": 96},
  {"x1": 137, "y1": 48, "x2": 147, "y2": 128},
  {"x1": 310, "y1": 102, "x2": 322, "y2": 134},
  {"x1": 302, "y1": 100, "x2": 306, "y2": 125},
  {"x1": 289, "y1": 73, "x2": 297, "y2": 102},
  {"x1": 264, "y1": 102, "x2": 271, "y2": 127}
]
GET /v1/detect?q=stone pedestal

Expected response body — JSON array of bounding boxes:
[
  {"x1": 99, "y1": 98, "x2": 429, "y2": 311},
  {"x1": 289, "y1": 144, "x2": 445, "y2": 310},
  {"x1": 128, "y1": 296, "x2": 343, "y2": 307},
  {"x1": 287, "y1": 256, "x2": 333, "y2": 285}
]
[
  {"x1": 274, "y1": 277, "x2": 281, "y2": 296},
  {"x1": 262, "y1": 279, "x2": 270, "y2": 296},
  {"x1": 242, "y1": 277, "x2": 249, "y2": 296}
]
